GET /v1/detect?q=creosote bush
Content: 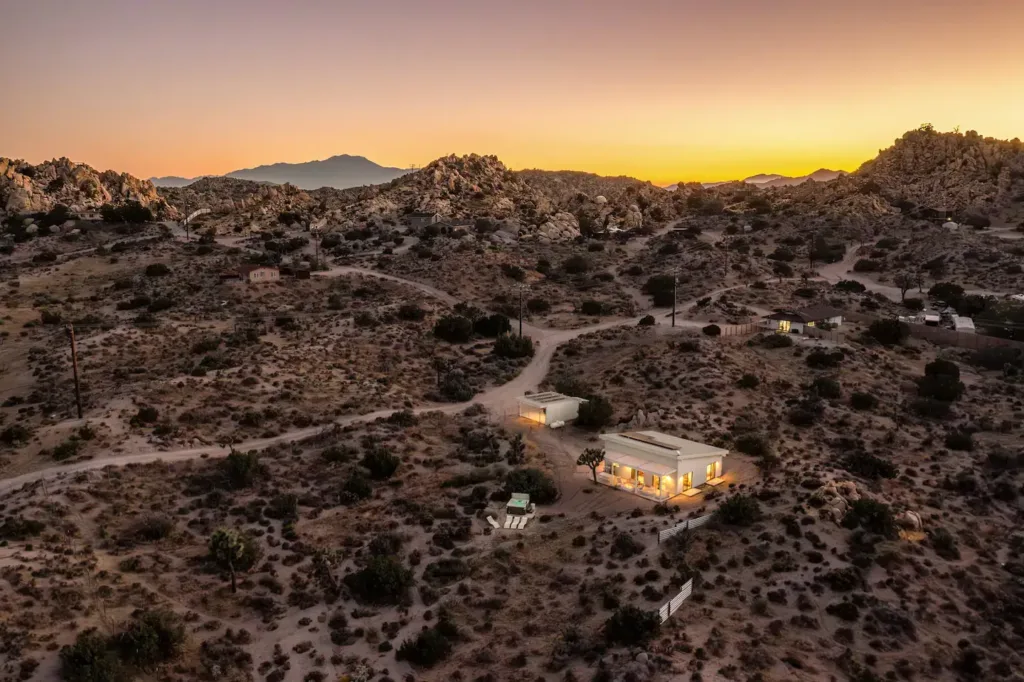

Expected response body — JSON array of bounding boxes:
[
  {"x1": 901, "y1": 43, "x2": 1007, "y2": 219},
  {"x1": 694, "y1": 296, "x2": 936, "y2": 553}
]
[
  {"x1": 343, "y1": 555, "x2": 414, "y2": 605},
  {"x1": 604, "y1": 606, "x2": 661, "y2": 646},
  {"x1": 504, "y1": 468, "x2": 558, "y2": 505},
  {"x1": 715, "y1": 494, "x2": 763, "y2": 526}
]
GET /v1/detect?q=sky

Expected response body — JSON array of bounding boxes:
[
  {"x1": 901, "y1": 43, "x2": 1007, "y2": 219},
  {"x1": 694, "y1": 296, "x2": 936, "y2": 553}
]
[{"x1": 2, "y1": 0, "x2": 1023, "y2": 185}]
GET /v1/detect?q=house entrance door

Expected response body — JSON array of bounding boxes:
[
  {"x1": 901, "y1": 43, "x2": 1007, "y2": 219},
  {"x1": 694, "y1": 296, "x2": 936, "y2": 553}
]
[
  {"x1": 681, "y1": 472, "x2": 692, "y2": 491},
  {"x1": 706, "y1": 462, "x2": 716, "y2": 481},
  {"x1": 652, "y1": 475, "x2": 660, "y2": 492},
  {"x1": 779, "y1": 320, "x2": 791, "y2": 333}
]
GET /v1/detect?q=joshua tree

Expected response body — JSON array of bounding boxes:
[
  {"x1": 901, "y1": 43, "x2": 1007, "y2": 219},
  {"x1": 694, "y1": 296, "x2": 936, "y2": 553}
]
[
  {"x1": 209, "y1": 529, "x2": 258, "y2": 593},
  {"x1": 577, "y1": 448, "x2": 606, "y2": 482},
  {"x1": 507, "y1": 433, "x2": 526, "y2": 466}
]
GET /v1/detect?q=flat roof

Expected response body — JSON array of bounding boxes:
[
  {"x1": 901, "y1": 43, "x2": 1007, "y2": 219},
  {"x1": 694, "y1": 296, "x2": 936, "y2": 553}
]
[
  {"x1": 517, "y1": 391, "x2": 587, "y2": 409},
  {"x1": 601, "y1": 430, "x2": 729, "y2": 459}
]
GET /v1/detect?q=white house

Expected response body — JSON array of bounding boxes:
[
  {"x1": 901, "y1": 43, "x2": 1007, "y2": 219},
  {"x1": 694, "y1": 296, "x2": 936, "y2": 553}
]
[
  {"x1": 237, "y1": 265, "x2": 280, "y2": 283},
  {"x1": 597, "y1": 431, "x2": 728, "y2": 500},
  {"x1": 517, "y1": 392, "x2": 587, "y2": 427},
  {"x1": 763, "y1": 305, "x2": 844, "y2": 334}
]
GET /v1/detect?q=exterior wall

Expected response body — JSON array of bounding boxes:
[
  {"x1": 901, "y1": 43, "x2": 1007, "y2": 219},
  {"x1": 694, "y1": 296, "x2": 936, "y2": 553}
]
[
  {"x1": 545, "y1": 400, "x2": 582, "y2": 424},
  {"x1": 680, "y1": 455, "x2": 723, "y2": 488},
  {"x1": 246, "y1": 268, "x2": 280, "y2": 283},
  {"x1": 518, "y1": 404, "x2": 546, "y2": 424}
]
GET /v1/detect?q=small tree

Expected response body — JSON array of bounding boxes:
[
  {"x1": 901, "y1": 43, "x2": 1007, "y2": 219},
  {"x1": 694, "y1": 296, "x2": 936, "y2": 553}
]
[
  {"x1": 504, "y1": 468, "x2": 558, "y2": 505},
  {"x1": 343, "y1": 555, "x2": 414, "y2": 605},
  {"x1": 576, "y1": 395, "x2": 614, "y2": 430},
  {"x1": 576, "y1": 448, "x2": 605, "y2": 482},
  {"x1": 715, "y1": 494, "x2": 763, "y2": 526},
  {"x1": 114, "y1": 609, "x2": 186, "y2": 668},
  {"x1": 222, "y1": 450, "x2": 263, "y2": 489},
  {"x1": 493, "y1": 334, "x2": 534, "y2": 359},
  {"x1": 893, "y1": 272, "x2": 916, "y2": 301},
  {"x1": 604, "y1": 606, "x2": 661, "y2": 646},
  {"x1": 867, "y1": 319, "x2": 909, "y2": 346},
  {"x1": 208, "y1": 529, "x2": 260, "y2": 593},
  {"x1": 59, "y1": 631, "x2": 124, "y2": 682},
  {"x1": 507, "y1": 434, "x2": 526, "y2": 466}
]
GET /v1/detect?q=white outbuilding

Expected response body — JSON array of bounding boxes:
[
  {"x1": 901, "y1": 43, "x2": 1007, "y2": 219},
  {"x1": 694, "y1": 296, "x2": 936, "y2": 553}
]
[
  {"x1": 953, "y1": 316, "x2": 976, "y2": 334},
  {"x1": 517, "y1": 392, "x2": 587, "y2": 427},
  {"x1": 598, "y1": 431, "x2": 728, "y2": 500}
]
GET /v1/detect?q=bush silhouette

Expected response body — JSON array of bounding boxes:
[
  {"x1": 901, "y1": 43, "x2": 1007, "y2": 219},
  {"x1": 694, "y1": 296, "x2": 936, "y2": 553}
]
[
  {"x1": 343, "y1": 555, "x2": 414, "y2": 605},
  {"x1": 715, "y1": 495, "x2": 763, "y2": 526},
  {"x1": 504, "y1": 468, "x2": 558, "y2": 505},
  {"x1": 604, "y1": 606, "x2": 661, "y2": 646}
]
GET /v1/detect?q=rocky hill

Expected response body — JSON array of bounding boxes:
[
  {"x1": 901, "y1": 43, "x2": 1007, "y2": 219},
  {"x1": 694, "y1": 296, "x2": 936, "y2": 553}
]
[
  {"x1": 0, "y1": 157, "x2": 165, "y2": 217},
  {"x1": 855, "y1": 126, "x2": 1024, "y2": 219}
]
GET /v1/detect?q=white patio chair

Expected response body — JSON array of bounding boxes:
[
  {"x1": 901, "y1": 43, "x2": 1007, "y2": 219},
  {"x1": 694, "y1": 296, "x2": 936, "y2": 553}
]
[
  {"x1": 503, "y1": 515, "x2": 513, "y2": 529},
  {"x1": 519, "y1": 516, "x2": 529, "y2": 529},
  {"x1": 487, "y1": 516, "x2": 500, "y2": 529}
]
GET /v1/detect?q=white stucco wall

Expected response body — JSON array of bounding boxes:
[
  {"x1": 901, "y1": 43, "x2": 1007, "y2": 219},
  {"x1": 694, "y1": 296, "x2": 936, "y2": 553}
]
[
  {"x1": 545, "y1": 400, "x2": 583, "y2": 424},
  {"x1": 604, "y1": 442, "x2": 724, "y2": 493}
]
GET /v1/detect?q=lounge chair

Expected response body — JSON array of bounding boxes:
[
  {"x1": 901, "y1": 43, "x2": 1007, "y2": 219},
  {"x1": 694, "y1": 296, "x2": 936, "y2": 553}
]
[
  {"x1": 503, "y1": 515, "x2": 513, "y2": 529},
  {"x1": 486, "y1": 516, "x2": 500, "y2": 529},
  {"x1": 519, "y1": 516, "x2": 529, "y2": 530}
]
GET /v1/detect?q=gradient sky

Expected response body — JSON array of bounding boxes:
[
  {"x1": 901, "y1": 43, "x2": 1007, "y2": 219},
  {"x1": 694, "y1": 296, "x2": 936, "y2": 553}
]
[{"x1": 3, "y1": 0, "x2": 1022, "y2": 184}]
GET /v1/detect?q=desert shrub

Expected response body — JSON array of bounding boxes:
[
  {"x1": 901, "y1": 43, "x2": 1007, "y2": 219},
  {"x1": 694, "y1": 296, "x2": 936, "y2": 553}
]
[
  {"x1": 715, "y1": 495, "x2": 763, "y2": 526},
  {"x1": 340, "y1": 472, "x2": 373, "y2": 504},
  {"x1": 637, "y1": 315, "x2": 656, "y2": 327},
  {"x1": 843, "y1": 451, "x2": 898, "y2": 480},
  {"x1": 820, "y1": 567, "x2": 863, "y2": 592},
  {"x1": 970, "y1": 346, "x2": 1023, "y2": 371},
  {"x1": 575, "y1": 394, "x2": 614, "y2": 429},
  {"x1": 842, "y1": 499, "x2": 897, "y2": 538},
  {"x1": 579, "y1": 300, "x2": 604, "y2": 316},
  {"x1": 0, "y1": 516, "x2": 46, "y2": 541},
  {"x1": 501, "y1": 263, "x2": 525, "y2": 281},
  {"x1": 702, "y1": 324, "x2": 721, "y2": 337},
  {"x1": 439, "y1": 371, "x2": 474, "y2": 402},
  {"x1": 130, "y1": 406, "x2": 159, "y2": 426},
  {"x1": 867, "y1": 319, "x2": 909, "y2": 346},
  {"x1": 222, "y1": 450, "x2": 264, "y2": 488},
  {"x1": 849, "y1": 392, "x2": 878, "y2": 410},
  {"x1": 130, "y1": 515, "x2": 175, "y2": 542},
  {"x1": 734, "y1": 434, "x2": 769, "y2": 457},
  {"x1": 504, "y1": 468, "x2": 558, "y2": 505},
  {"x1": 562, "y1": 255, "x2": 591, "y2": 274},
  {"x1": 397, "y1": 303, "x2": 427, "y2": 322},
  {"x1": 604, "y1": 606, "x2": 661, "y2": 646},
  {"x1": 761, "y1": 333, "x2": 793, "y2": 348},
  {"x1": 113, "y1": 609, "x2": 186, "y2": 668},
  {"x1": 962, "y1": 212, "x2": 991, "y2": 228},
  {"x1": 834, "y1": 280, "x2": 867, "y2": 294},
  {"x1": 810, "y1": 377, "x2": 841, "y2": 399},
  {"x1": 367, "y1": 532, "x2": 403, "y2": 557},
  {"x1": 343, "y1": 556, "x2": 414, "y2": 605},
  {"x1": 903, "y1": 297, "x2": 924, "y2": 311},
  {"x1": 793, "y1": 287, "x2": 816, "y2": 299},
  {"x1": 805, "y1": 349, "x2": 843, "y2": 369},
  {"x1": 737, "y1": 373, "x2": 760, "y2": 389},
  {"x1": 433, "y1": 315, "x2": 473, "y2": 343},
  {"x1": 918, "y1": 373, "x2": 964, "y2": 403},
  {"x1": 526, "y1": 298, "x2": 550, "y2": 313},
  {"x1": 926, "y1": 358, "x2": 960, "y2": 379},
  {"x1": 610, "y1": 533, "x2": 644, "y2": 560},
  {"x1": 944, "y1": 431, "x2": 974, "y2": 451},
  {"x1": 361, "y1": 446, "x2": 400, "y2": 480},
  {"x1": 423, "y1": 558, "x2": 469, "y2": 585},
  {"x1": 59, "y1": 631, "x2": 124, "y2": 682},
  {"x1": 473, "y1": 313, "x2": 512, "y2": 337},
  {"x1": 144, "y1": 263, "x2": 170, "y2": 277},
  {"x1": 928, "y1": 527, "x2": 961, "y2": 560},
  {"x1": 910, "y1": 398, "x2": 951, "y2": 419},
  {"x1": 52, "y1": 438, "x2": 82, "y2": 461},
  {"x1": 853, "y1": 259, "x2": 881, "y2": 273},
  {"x1": 493, "y1": 334, "x2": 534, "y2": 359},
  {"x1": 396, "y1": 626, "x2": 453, "y2": 667},
  {"x1": 768, "y1": 247, "x2": 795, "y2": 262}
]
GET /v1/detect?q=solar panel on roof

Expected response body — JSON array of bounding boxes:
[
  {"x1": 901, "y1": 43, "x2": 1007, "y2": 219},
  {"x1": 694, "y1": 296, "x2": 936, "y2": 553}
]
[{"x1": 620, "y1": 432, "x2": 678, "y2": 451}]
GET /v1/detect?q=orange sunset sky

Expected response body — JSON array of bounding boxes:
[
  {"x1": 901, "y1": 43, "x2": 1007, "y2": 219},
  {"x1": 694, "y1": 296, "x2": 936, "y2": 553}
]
[{"x1": 3, "y1": 0, "x2": 1023, "y2": 185}]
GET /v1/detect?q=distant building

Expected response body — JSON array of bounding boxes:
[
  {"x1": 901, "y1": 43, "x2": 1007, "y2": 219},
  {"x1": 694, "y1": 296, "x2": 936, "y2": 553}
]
[
  {"x1": 762, "y1": 305, "x2": 844, "y2": 334},
  {"x1": 225, "y1": 264, "x2": 280, "y2": 283},
  {"x1": 408, "y1": 212, "x2": 442, "y2": 229},
  {"x1": 517, "y1": 392, "x2": 587, "y2": 427}
]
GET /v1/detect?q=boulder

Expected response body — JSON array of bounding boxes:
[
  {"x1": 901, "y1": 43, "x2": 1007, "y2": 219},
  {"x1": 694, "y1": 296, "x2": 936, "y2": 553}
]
[
  {"x1": 896, "y1": 510, "x2": 923, "y2": 532},
  {"x1": 595, "y1": 195, "x2": 608, "y2": 204}
]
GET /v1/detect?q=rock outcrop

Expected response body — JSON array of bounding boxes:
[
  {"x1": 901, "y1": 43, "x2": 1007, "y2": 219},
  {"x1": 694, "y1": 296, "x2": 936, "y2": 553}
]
[{"x1": 0, "y1": 157, "x2": 164, "y2": 217}]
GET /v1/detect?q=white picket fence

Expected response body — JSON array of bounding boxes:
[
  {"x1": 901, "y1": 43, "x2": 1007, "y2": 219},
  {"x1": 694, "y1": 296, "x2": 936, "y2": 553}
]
[
  {"x1": 658, "y1": 579, "x2": 694, "y2": 623},
  {"x1": 657, "y1": 513, "x2": 712, "y2": 544}
]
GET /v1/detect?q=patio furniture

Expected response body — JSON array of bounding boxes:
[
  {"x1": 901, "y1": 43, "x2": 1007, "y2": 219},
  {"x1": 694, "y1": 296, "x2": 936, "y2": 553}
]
[
  {"x1": 486, "y1": 516, "x2": 500, "y2": 529},
  {"x1": 503, "y1": 515, "x2": 513, "y2": 529}
]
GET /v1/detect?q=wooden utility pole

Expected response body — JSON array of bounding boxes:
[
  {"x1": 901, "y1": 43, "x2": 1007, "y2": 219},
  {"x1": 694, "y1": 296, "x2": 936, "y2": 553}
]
[
  {"x1": 67, "y1": 324, "x2": 83, "y2": 419},
  {"x1": 513, "y1": 283, "x2": 530, "y2": 337},
  {"x1": 672, "y1": 268, "x2": 678, "y2": 328}
]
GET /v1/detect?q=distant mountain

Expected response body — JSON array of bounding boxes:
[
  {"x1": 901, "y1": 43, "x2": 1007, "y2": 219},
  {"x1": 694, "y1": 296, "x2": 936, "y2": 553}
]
[
  {"x1": 150, "y1": 176, "x2": 202, "y2": 188},
  {"x1": 661, "y1": 169, "x2": 846, "y2": 190},
  {"x1": 226, "y1": 155, "x2": 410, "y2": 190},
  {"x1": 150, "y1": 155, "x2": 411, "y2": 190}
]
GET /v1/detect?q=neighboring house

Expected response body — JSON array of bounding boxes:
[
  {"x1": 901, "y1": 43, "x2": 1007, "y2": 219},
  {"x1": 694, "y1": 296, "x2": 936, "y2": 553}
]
[
  {"x1": 230, "y1": 264, "x2": 280, "y2": 283},
  {"x1": 763, "y1": 305, "x2": 844, "y2": 334},
  {"x1": 517, "y1": 392, "x2": 587, "y2": 427},
  {"x1": 407, "y1": 212, "x2": 442, "y2": 228},
  {"x1": 954, "y1": 316, "x2": 976, "y2": 334},
  {"x1": 597, "y1": 431, "x2": 728, "y2": 501}
]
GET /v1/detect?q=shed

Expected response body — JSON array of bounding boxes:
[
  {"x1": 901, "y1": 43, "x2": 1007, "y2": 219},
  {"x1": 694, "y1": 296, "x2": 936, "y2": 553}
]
[
  {"x1": 517, "y1": 392, "x2": 587, "y2": 426},
  {"x1": 954, "y1": 316, "x2": 976, "y2": 334},
  {"x1": 598, "y1": 431, "x2": 729, "y2": 499},
  {"x1": 506, "y1": 493, "x2": 533, "y2": 516}
]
